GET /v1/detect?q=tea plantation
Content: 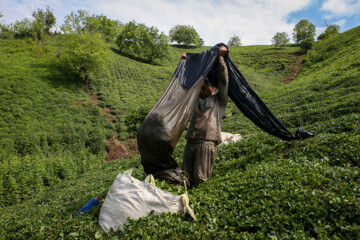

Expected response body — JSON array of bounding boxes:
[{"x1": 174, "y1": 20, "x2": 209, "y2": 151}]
[{"x1": 0, "y1": 25, "x2": 359, "y2": 239}]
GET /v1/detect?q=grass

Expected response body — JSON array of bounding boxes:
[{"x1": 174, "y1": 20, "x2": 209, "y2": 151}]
[
  {"x1": 0, "y1": 25, "x2": 359, "y2": 239},
  {"x1": 0, "y1": 39, "x2": 110, "y2": 206}
]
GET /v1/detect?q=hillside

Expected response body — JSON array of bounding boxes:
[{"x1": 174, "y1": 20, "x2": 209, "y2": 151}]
[
  {"x1": 0, "y1": 25, "x2": 359, "y2": 239},
  {"x1": 0, "y1": 38, "x2": 298, "y2": 207}
]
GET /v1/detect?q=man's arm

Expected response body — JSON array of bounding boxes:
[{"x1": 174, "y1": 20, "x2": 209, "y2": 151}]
[{"x1": 217, "y1": 46, "x2": 229, "y2": 107}]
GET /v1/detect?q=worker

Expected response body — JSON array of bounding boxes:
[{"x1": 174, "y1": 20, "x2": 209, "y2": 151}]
[{"x1": 181, "y1": 45, "x2": 229, "y2": 186}]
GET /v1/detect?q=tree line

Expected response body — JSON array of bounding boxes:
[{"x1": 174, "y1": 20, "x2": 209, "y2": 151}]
[
  {"x1": 0, "y1": 7, "x2": 341, "y2": 88},
  {"x1": 1, "y1": 7, "x2": 341, "y2": 47},
  {"x1": 271, "y1": 19, "x2": 341, "y2": 51}
]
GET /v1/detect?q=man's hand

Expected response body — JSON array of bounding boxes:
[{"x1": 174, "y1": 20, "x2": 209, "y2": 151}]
[
  {"x1": 218, "y1": 46, "x2": 227, "y2": 57},
  {"x1": 180, "y1": 53, "x2": 187, "y2": 60}
]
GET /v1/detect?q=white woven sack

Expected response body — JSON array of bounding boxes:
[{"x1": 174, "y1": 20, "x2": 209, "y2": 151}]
[
  {"x1": 220, "y1": 131, "x2": 242, "y2": 146},
  {"x1": 98, "y1": 172, "x2": 186, "y2": 232}
]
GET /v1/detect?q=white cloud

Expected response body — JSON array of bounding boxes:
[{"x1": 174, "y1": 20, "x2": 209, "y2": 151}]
[
  {"x1": 89, "y1": 0, "x2": 312, "y2": 45},
  {"x1": 1, "y1": 0, "x2": 313, "y2": 45},
  {"x1": 321, "y1": 0, "x2": 360, "y2": 18}
]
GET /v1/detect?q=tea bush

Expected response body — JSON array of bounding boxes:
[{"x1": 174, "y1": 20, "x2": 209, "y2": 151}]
[{"x1": 0, "y1": 25, "x2": 359, "y2": 239}]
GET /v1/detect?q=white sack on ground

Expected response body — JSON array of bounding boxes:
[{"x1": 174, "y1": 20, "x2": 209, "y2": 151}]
[
  {"x1": 219, "y1": 132, "x2": 243, "y2": 146},
  {"x1": 98, "y1": 173, "x2": 186, "y2": 232}
]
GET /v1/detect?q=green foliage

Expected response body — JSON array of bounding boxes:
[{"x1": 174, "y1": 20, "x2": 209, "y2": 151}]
[
  {"x1": 0, "y1": 6, "x2": 55, "y2": 40},
  {"x1": 317, "y1": 24, "x2": 341, "y2": 41},
  {"x1": 1, "y1": 24, "x2": 360, "y2": 239},
  {"x1": 0, "y1": 22, "x2": 15, "y2": 39},
  {"x1": 227, "y1": 35, "x2": 241, "y2": 47},
  {"x1": 60, "y1": 9, "x2": 89, "y2": 34},
  {"x1": 31, "y1": 5, "x2": 56, "y2": 40},
  {"x1": 293, "y1": 19, "x2": 316, "y2": 43},
  {"x1": 116, "y1": 20, "x2": 169, "y2": 64},
  {"x1": 12, "y1": 18, "x2": 35, "y2": 39},
  {"x1": 0, "y1": 157, "x2": 142, "y2": 239},
  {"x1": 61, "y1": 10, "x2": 123, "y2": 42},
  {"x1": 300, "y1": 37, "x2": 315, "y2": 52},
  {"x1": 228, "y1": 45, "x2": 300, "y2": 91},
  {"x1": 271, "y1": 32, "x2": 290, "y2": 47},
  {"x1": 85, "y1": 14, "x2": 123, "y2": 42},
  {"x1": 0, "y1": 38, "x2": 110, "y2": 206},
  {"x1": 169, "y1": 25, "x2": 201, "y2": 46},
  {"x1": 43, "y1": 6, "x2": 56, "y2": 35},
  {"x1": 125, "y1": 105, "x2": 151, "y2": 138},
  {"x1": 57, "y1": 33, "x2": 110, "y2": 88}
]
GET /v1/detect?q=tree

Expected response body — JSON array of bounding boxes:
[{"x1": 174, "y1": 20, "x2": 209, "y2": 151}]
[
  {"x1": 43, "y1": 6, "x2": 56, "y2": 34},
  {"x1": 13, "y1": 18, "x2": 35, "y2": 39},
  {"x1": 271, "y1": 32, "x2": 290, "y2": 47},
  {"x1": 31, "y1": 8, "x2": 45, "y2": 40},
  {"x1": 31, "y1": 6, "x2": 56, "y2": 39},
  {"x1": 117, "y1": 21, "x2": 143, "y2": 59},
  {"x1": 292, "y1": 19, "x2": 315, "y2": 43},
  {"x1": 198, "y1": 37, "x2": 204, "y2": 46},
  {"x1": 169, "y1": 25, "x2": 201, "y2": 46},
  {"x1": 0, "y1": 12, "x2": 15, "y2": 39},
  {"x1": 61, "y1": 10, "x2": 89, "y2": 34},
  {"x1": 141, "y1": 26, "x2": 169, "y2": 63},
  {"x1": 116, "y1": 21, "x2": 169, "y2": 64},
  {"x1": 0, "y1": 24, "x2": 14, "y2": 39},
  {"x1": 84, "y1": 14, "x2": 123, "y2": 42},
  {"x1": 228, "y1": 35, "x2": 241, "y2": 47},
  {"x1": 317, "y1": 24, "x2": 341, "y2": 41},
  {"x1": 0, "y1": 15, "x2": 14, "y2": 39},
  {"x1": 61, "y1": 11, "x2": 123, "y2": 42},
  {"x1": 58, "y1": 33, "x2": 110, "y2": 89}
]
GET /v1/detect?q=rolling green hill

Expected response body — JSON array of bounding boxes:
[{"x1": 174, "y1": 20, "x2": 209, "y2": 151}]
[{"x1": 0, "y1": 25, "x2": 359, "y2": 239}]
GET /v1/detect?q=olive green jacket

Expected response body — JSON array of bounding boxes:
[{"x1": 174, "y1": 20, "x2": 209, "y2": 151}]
[{"x1": 185, "y1": 57, "x2": 229, "y2": 145}]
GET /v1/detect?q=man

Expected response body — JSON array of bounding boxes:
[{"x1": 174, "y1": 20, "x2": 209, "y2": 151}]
[{"x1": 181, "y1": 45, "x2": 229, "y2": 186}]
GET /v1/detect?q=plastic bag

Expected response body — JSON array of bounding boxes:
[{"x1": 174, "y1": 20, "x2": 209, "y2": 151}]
[
  {"x1": 219, "y1": 132, "x2": 243, "y2": 146},
  {"x1": 138, "y1": 43, "x2": 313, "y2": 178},
  {"x1": 98, "y1": 170, "x2": 196, "y2": 233},
  {"x1": 137, "y1": 67, "x2": 204, "y2": 174}
]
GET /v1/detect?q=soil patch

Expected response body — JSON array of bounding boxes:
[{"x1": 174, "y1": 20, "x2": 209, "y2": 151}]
[
  {"x1": 91, "y1": 91, "x2": 98, "y2": 105},
  {"x1": 88, "y1": 91, "x2": 138, "y2": 161},
  {"x1": 106, "y1": 132, "x2": 138, "y2": 161},
  {"x1": 284, "y1": 54, "x2": 303, "y2": 83},
  {"x1": 101, "y1": 107, "x2": 116, "y2": 122}
]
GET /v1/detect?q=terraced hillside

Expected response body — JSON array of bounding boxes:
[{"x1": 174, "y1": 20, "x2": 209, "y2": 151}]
[{"x1": 0, "y1": 25, "x2": 359, "y2": 239}]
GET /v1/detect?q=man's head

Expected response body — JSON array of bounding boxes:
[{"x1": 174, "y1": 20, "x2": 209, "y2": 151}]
[{"x1": 200, "y1": 79, "x2": 215, "y2": 99}]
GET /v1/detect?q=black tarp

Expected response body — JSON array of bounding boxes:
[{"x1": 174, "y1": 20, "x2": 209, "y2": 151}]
[{"x1": 138, "y1": 43, "x2": 313, "y2": 174}]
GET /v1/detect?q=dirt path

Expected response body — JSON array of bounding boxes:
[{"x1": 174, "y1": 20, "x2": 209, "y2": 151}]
[
  {"x1": 284, "y1": 54, "x2": 303, "y2": 84},
  {"x1": 106, "y1": 132, "x2": 138, "y2": 161},
  {"x1": 89, "y1": 91, "x2": 138, "y2": 161}
]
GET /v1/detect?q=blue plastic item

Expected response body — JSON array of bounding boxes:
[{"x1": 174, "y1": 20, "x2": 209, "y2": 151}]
[{"x1": 76, "y1": 196, "x2": 101, "y2": 216}]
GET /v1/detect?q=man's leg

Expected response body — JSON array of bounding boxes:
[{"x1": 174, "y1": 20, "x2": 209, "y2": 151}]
[
  {"x1": 192, "y1": 141, "x2": 217, "y2": 186},
  {"x1": 181, "y1": 141, "x2": 195, "y2": 185}
]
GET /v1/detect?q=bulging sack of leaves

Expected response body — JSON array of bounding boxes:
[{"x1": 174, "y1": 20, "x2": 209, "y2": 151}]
[{"x1": 98, "y1": 172, "x2": 195, "y2": 233}]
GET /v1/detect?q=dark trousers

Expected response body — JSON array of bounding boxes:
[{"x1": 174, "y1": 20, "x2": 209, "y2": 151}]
[{"x1": 181, "y1": 140, "x2": 217, "y2": 186}]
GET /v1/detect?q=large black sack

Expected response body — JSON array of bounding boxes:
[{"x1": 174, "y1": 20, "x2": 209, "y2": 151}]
[
  {"x1": 138, "y1": 43, "x2": 313, "y2": 175},
  {"x1": 137, "y1": 59, "x2": 204, "y2": 174}
]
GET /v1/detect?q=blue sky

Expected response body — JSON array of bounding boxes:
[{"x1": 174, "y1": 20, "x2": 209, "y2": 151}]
[{"x1": 1, "y1": 0, "x2": 359, "y2": 46}]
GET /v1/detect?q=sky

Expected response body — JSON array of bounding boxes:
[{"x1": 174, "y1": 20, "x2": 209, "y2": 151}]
[{"x1": 1, "y1": 0, "x2": 360, "y2": 46}]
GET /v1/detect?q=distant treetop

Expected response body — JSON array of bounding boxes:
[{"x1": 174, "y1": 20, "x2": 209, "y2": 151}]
[
  {"x1": 317, "y1": 24, "x2": 341, "y2": 41},
  {"x1": 228, "y1": 35, "x2": 241, "y2": 47},
  {"x1": 169, "y1": 25, "x2": 201, "y2": 46},
  {"x1": 292, "y1": 19, "x2": 316, "y2": 43},
  {"x1": 271, "y1": 32, "x2": 290, "y2": 47}
]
